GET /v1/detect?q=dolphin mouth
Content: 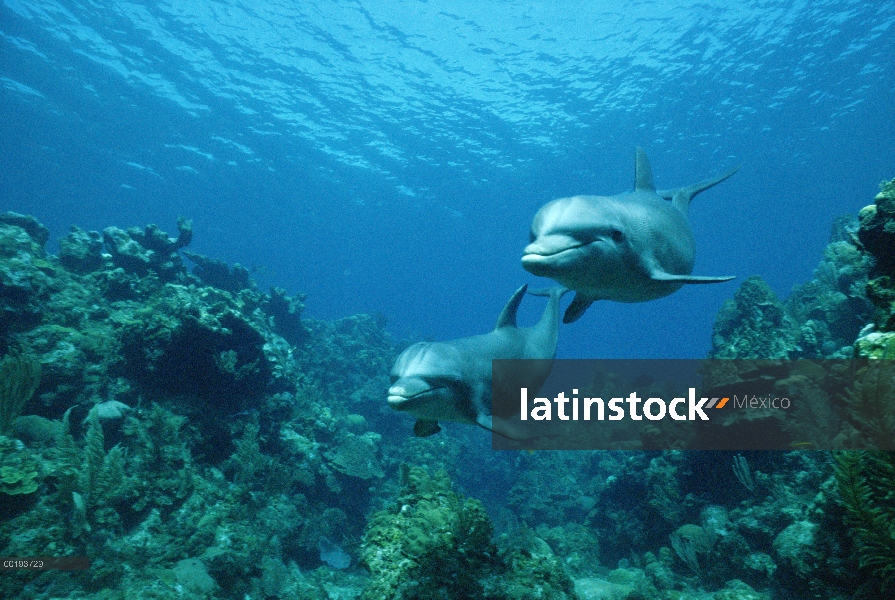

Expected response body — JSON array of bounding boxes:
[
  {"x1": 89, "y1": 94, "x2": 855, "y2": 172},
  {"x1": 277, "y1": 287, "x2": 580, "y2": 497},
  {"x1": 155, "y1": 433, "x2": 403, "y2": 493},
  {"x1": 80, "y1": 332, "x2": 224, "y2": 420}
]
[
  {"x1": 387, "y1": 387, "x2": 446, "y2": 409},
  {"x1": 387, "y1": 394, "x2": 411, "y2": 409},
  {"x1": 522, "y1": 245, "x2": 581, "y2": 260},
  {"x1": 522, "y1": 239, "x2": 588, "y2": 261},
  {"x1": 522, "y1": 243, "x2": 589, "y2": 275}
]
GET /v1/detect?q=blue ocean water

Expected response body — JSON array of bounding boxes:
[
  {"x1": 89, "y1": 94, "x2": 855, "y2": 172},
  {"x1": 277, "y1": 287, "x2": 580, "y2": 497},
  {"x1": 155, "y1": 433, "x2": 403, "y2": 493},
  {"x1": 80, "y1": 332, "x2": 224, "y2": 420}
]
[{"x1": 2, "y1": 0, "x2": 893, "y2": 359}]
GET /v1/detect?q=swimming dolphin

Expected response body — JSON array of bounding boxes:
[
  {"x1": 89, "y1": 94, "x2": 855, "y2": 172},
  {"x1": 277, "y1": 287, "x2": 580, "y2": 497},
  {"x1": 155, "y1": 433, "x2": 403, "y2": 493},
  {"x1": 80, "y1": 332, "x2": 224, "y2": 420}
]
[
  {"x1": 522, "y1": 147, "x2": 738, "y2": 323},
  {"x1": 387, "y1": 285, "x2": 566, "y2": 439}
]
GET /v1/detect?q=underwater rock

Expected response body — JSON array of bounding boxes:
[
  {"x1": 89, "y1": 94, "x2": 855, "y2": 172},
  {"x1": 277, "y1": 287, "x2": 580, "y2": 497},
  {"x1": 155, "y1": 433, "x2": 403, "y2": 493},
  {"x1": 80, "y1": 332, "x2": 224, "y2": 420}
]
[
  {"x1": 853, "y1": 329, "x2": 895, "y2": 359},
  {"x1": 846, "y1": 178, "x2": 895, "y2": 352},
  {"x1": 785, "y1": 236, "x2": 873, "y2": 356},
  {"x1": 1, "y1": 215, "x2": 308, "y2": 415},
  {"x1": 102, "y1": 217, "x2": 191, "y2": 280},
  {"x1": 857, "y1": 179, "x2": 895, "y2": 276},
  {"x1": 265, "y1": 286, "x2": 308, "y2": 346},
  {"x1": 710, "y1": 229, "x2": 873, "y2": 359},
  {"x1": 0, "y1": 218, "x2": 55, "y2": 337},
  {"x1": 0, "y1": 212, "x2": 49, "y2": 249},
  {"x1": 120, "y1": 284, "x2": 276, "y2": 412},
  {"x1": 713, "y1": 579, "x2": 771, "y2": 600},
  {"x1": 772, "y1": 520, "x2": 821, "y2": 580},
  {"x1": 59, "y1": 226, "x2": 104, "y2": 273},
  {"x1": 88, "y1": 399, "x2": 132, "y2": 422},
  {"x1": 0, "y1": 436, "x2": 40, "y2": 496},
  {"x1": 10, "y1": 415, "x2": 62, "y2": 445},
  {"x1": 361, "y1": 465, "x2": 576, "y2": 600},
  {"x1": 361, "y1": 466, "x2": 494, "y2": 599},
  {"x1": 85, "y1": 400, "x2": 132, "y2": 445},
  {"x1": 495, "y1": 528, "x2": 578, "y2": 599},
  {"x1": 173, "y1": 557, "x2": 217, "y2": 596},
  {"x1": 297, "y1": 313, "x2": 394, "y2": 398},
  {"x1": 710, "y1": 276, "x2": 799, "y2": 359},
  {"x1": 318, "y1": 536, "x2": 351, "y2": 569},
  {"x1": 183, "y1": 251, "x2": 253, "y2": 293},
  {"x1": 572, "y1": 567, "x2": 657, "y2": 600},
  {"x1": 0, "y1": 214, "x2": 398, "y2": 599},
  {"x1": 324, "y1": 432, "x2": 383, "y2": 480},
  {"x1": 855, "y1": 178, "x2": 895, "y2": 335},
  {"x1": 102, "y1": 226, "x2": 153, "y2": 274},
  {"x1": 710, "y1": 197, "x2": 893, "y2": 359}
]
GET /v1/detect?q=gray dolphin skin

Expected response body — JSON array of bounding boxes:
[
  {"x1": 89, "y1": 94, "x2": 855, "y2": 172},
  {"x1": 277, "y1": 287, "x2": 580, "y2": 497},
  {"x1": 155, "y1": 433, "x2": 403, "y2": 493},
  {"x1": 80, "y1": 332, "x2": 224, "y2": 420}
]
[
  {"x1": 387, "y1": 285, "x2": 566, "y2": 439},
  {"x1": 522, "y1": 147, "x2": 739, "y2": 323}
]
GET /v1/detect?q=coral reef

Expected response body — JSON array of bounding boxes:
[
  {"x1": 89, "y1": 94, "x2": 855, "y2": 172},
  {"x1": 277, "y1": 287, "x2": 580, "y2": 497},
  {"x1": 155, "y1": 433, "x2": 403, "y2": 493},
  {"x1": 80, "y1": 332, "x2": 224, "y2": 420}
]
[
  {"x1": 0, "y1": 212, "x2": 578, "y2": 599},
  {"x1": 835, "y1": 451, "x2": 895, "y2": 593},
  {"x1": 0, "y1": 214, "x2": 394, "y2": 598},
  {"x1": 361, "y1": 465, "x2": 577, "y2": 600},
  {"x1": 710, "y1": 276, "x2": 800, "y2": 359},
  {"x1": 711, "y1": 176, "x2": 894, "y2": 362},
  {"x1": 0, "y1": 213, "x2": 54, "y2": 340},
  {"x1": 0, "y1": 352, "x2": 41, "y2": 433},
  {"x1": 853, "y1": 177, "x2": 895, "y2": 358},
  {"x1": 1, "y1": 180, "x2": 893, "y2": 600},
  {"x1": 700, "y1": 180, "x2": 895, "y2": 450}
]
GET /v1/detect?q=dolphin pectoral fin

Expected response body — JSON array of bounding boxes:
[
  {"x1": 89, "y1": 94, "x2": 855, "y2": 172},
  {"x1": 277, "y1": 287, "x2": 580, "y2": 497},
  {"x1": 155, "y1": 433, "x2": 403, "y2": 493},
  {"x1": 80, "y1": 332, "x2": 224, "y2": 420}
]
[
  {"x1": 413, "y1": 419, "x2": 442, "y2": 437},
  {"x1": 650, "y1": 271, "x2": 736, "y2": 284},
  {"x1": 563, "y1": 293, "x2": 595, "y2": 324}
]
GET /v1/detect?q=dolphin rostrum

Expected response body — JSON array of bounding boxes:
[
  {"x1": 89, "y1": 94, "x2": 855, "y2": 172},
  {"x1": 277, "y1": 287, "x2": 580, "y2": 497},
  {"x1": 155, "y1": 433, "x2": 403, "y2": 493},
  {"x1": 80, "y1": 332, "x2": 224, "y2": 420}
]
[
  {"x1": 387, "y1": 285, "x2": 566, "y2": 439},
  {"x1": 521, "y1": 147, "x2": 738, "y2": 323}
]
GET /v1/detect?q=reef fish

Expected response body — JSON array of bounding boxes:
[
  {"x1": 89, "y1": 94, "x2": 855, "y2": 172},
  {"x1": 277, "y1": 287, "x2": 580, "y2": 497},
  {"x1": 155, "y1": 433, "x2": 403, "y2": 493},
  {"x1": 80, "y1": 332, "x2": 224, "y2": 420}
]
[
  {"x1": 522, "y1": 147, "x2": 738, "y2": 323},
  {"x1": 387, "y1": 285, "x2": 566, "y2": 439}
]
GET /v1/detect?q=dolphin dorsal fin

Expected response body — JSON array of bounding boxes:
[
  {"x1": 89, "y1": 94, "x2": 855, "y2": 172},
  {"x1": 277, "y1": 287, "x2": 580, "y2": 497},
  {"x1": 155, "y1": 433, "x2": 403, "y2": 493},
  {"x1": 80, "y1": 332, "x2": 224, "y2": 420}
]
[
  {"x1": 670, "y1": 165, "x2": 740, "y2": 216},
  {"x1": 495, "y1": 284, "x2": 528, "y2": 329},
  {"x1": 634, "y1": 147, "x2": 655, "y2": 192}
]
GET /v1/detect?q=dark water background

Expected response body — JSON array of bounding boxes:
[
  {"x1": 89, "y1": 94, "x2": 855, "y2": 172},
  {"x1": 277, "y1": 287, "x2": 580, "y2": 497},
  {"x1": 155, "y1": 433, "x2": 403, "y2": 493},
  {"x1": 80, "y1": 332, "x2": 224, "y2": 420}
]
[{"x1": 2, "y1": 0, "x2": 894, "y2": 359}]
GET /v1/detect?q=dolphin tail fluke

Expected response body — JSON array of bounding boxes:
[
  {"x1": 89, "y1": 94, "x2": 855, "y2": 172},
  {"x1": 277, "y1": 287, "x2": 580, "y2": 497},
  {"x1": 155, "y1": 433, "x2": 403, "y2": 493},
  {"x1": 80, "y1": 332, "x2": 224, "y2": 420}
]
[
  {"x1": 563, "y1": 293, "x2": 594, "y2": 324},
  {"x1": 495, "y1": 284, "x2": 528, "y2": 329},
  {"x1": 660, "y1": 165, "x2": 740, "y2": 216},
  {"x1": 634, "y1": 147, "x2": 655, "y2": 192},
  {"x1": 650, "y1": 271, "x2": 736, "y2": 284}
]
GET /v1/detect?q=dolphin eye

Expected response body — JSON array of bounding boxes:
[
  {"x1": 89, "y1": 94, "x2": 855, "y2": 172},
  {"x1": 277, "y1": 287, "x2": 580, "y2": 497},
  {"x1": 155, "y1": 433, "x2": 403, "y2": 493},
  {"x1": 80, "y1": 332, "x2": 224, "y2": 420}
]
[
  {"x1": 610, "y1": 230, "x2": 624, "y2": 243},
  {"x1": 429, "y1": 376, "x2": 460, "y2": 387}
]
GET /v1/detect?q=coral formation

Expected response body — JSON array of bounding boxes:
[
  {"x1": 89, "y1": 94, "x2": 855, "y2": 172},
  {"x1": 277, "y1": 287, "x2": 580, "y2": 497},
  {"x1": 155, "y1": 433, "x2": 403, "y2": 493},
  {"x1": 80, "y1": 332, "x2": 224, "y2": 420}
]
[
  {"x1": 0, "y1": 435, "x2": 40, "y2": 496},
  {"x1": 0, "y1": 351, "x2": 41, "y2": 433},
  {"x1": 711, "y1": 176, "x2": 895, "y2": 364},
  {"x1": 710, "y1": 213, "x2": 876, "y2": 360},
  {"x1": 361, "y1": 465, "x2": 576, "y2": 599},
  {"x1": 1, "y1": 182, "x2": 892, "y2": 600},
  {"x1": 835, "y1": 451, "x2": 895, "y2": 592},
  {"x1": 710, "y1": 276, "x2": 800, "y2": 359}
]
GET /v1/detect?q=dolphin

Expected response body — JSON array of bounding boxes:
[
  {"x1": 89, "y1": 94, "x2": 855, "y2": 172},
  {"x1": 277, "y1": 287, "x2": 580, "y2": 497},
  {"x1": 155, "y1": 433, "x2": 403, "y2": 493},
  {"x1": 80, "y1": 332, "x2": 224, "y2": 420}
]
[
  {"x1": 522, "y1": 147, "x2": 738, "y2": 323},
  {"x1": 387, "y1": 285, "x2": 566, "y2": 439}
]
